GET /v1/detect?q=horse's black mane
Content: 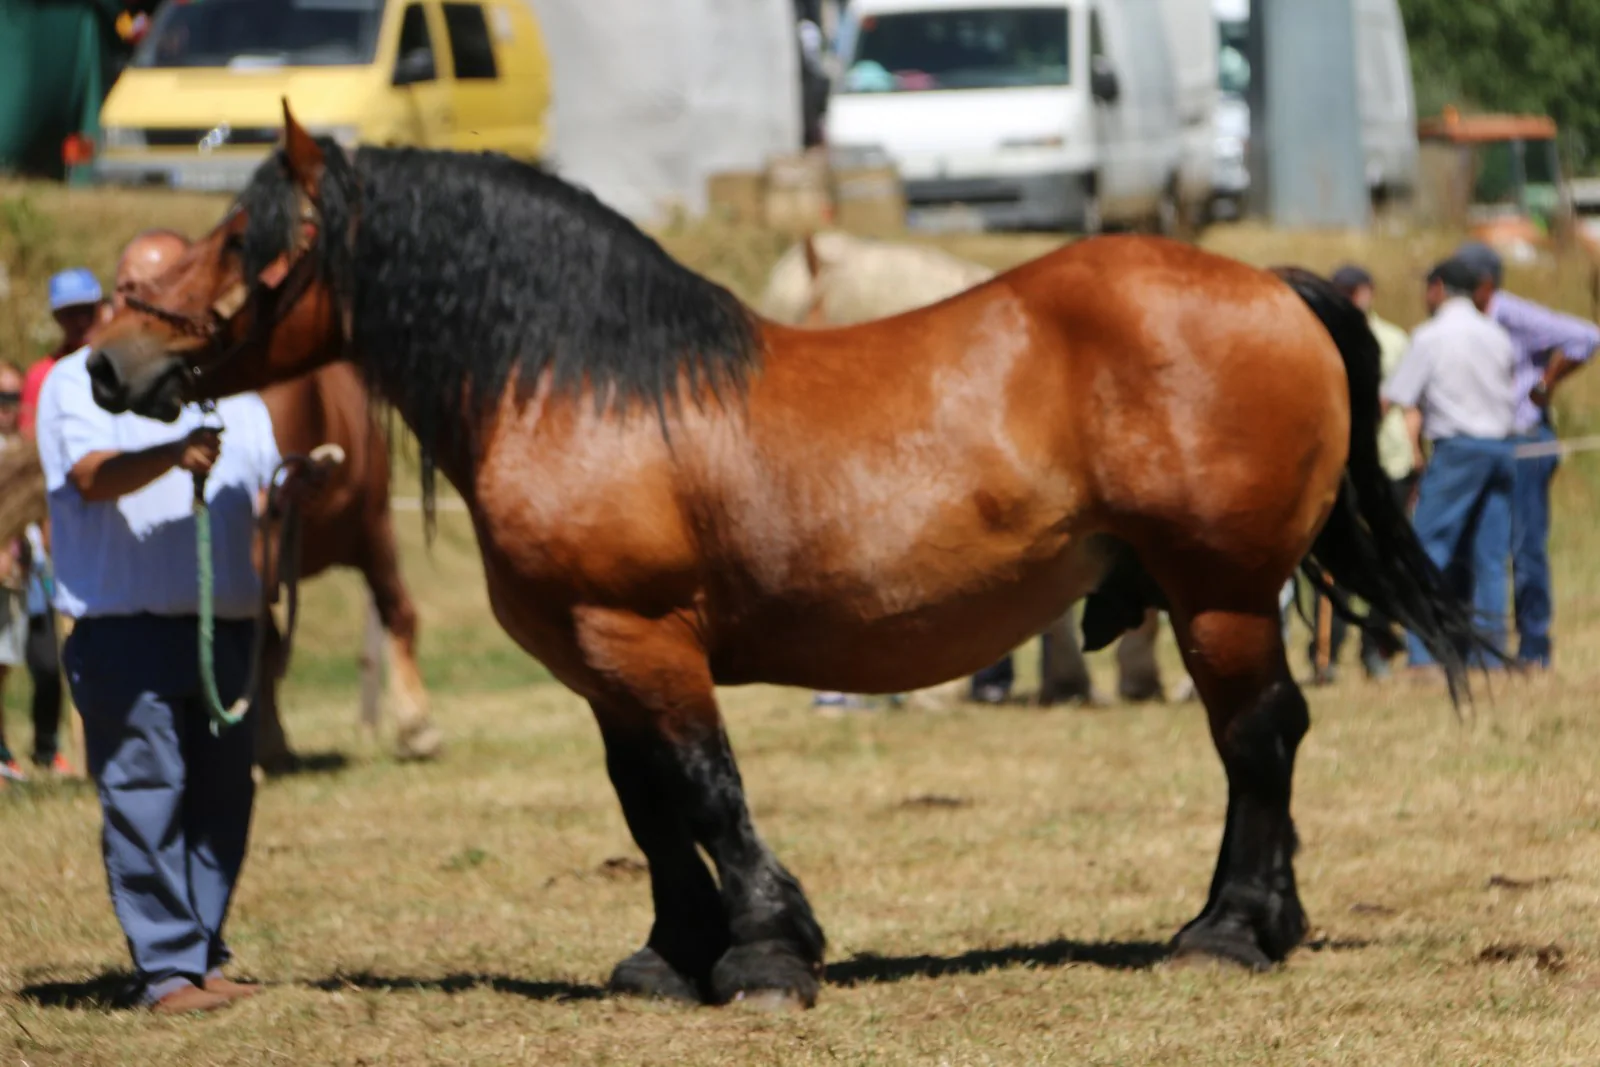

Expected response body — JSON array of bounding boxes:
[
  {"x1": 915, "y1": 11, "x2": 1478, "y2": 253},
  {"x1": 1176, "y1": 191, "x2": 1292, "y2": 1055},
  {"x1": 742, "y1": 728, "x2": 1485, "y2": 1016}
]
[{"x1": 237, "y1": 139, "x2": 760, "y2": 517}]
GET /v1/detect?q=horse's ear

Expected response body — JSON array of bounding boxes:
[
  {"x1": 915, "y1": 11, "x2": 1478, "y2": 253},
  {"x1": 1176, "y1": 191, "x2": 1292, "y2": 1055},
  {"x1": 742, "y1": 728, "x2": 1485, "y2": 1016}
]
[
  {"x1": 280, "y1": 98, "x2": 326, "y2": 199},
  {"x1": 803, "y1": 232, "x2": 821, "y2": 281}
]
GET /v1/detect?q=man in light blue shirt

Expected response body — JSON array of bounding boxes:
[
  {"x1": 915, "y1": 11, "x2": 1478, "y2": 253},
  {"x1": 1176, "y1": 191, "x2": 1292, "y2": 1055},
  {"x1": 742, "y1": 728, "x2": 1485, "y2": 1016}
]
[
  {"x1": 1452, "y1": 241, "x2": 1600, "y2": 668},
  {"x1": 35, "y1": 230, "x2": 283, "y2": 1016},
  {"x1": 1382, "y1": 258, "x2": 1517, "y2": 670}
]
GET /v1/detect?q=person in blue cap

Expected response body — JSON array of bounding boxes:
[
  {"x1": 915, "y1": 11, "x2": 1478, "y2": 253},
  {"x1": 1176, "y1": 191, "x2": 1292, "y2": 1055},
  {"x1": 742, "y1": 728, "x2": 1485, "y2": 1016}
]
[
  {"x1": 1452, "y1": 241, "x2": 1600, "y2": 668},
  {"x1": 23, "y1": 268, "x2": 104, "y2": 437}
]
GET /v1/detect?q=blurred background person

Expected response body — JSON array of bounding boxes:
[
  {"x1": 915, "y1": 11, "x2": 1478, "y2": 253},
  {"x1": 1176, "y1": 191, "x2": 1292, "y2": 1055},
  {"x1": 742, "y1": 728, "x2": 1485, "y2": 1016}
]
[{"x1": 1451, "y1": 241, "x2": 1600, "y2": 669}]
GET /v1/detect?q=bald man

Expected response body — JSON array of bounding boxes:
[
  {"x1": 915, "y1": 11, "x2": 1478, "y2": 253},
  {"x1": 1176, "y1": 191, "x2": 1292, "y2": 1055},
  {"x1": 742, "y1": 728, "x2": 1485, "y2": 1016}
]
[
  {"x1": 36, "y1": 230, "x2": 283, "y2": 1015},
  {"x1": 112, "y1": 228, "x2": 189, "y2": 311}
]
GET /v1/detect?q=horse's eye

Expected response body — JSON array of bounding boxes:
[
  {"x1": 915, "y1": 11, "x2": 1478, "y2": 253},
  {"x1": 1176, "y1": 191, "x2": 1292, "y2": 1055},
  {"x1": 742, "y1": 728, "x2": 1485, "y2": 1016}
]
[{"x1": 222, "y1": 233, "x2": 245, "y2": 255}]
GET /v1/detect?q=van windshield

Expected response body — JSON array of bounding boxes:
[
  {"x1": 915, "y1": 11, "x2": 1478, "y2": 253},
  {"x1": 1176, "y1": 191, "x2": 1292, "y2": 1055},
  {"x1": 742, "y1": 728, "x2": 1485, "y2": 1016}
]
[
  {"x1": 132, "y1": 0, "x2": 386, "y2": 69},
  {"x1": 839, "y1": 8, "x2": 1070, "y2": 93}
]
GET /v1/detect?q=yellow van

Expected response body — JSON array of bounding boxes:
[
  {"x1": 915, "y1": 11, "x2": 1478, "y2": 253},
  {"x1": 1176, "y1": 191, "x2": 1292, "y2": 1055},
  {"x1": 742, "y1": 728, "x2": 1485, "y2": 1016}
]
[{"x1": 93, "y1": 0, "x2": 551, "y2": 192}]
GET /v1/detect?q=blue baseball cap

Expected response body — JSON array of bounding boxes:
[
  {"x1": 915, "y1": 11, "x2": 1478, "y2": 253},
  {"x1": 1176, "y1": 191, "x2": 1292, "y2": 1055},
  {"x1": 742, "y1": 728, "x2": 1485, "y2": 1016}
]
[{"x1": 48, "y1": 268, "x2": 103, "y2": 312}]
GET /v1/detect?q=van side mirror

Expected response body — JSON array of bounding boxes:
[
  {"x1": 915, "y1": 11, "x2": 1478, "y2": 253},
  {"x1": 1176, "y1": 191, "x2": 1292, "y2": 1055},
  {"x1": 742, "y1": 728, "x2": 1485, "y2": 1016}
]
[
  {"x1": 393, "y1": 48, "x2": 436, "y2": 86},
  {"x1": 1090, "y1": 58, "x2": 1120, "y2": 104}
]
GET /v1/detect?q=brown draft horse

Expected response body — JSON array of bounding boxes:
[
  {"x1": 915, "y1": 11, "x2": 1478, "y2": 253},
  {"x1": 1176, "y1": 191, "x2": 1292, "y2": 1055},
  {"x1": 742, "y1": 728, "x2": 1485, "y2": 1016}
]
[
  {"x1": 87, "y1": 109, "x2": 1481, "y2": 1008},
  {"x1": 254, "y1": 363, "x2": 442, "y2": 771}
]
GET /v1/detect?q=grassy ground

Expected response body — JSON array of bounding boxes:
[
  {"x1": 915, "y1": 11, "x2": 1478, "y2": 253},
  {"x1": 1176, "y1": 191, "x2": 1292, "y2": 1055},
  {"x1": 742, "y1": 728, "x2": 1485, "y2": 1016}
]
[{"x1": 3, "y1": 182, "x2": 1600, "y2": 1063}]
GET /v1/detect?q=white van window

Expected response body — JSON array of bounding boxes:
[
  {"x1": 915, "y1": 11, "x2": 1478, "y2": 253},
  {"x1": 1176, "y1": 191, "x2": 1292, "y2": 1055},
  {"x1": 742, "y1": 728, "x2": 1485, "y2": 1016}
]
[
  {"x1": 839, "y1": 7, "x2": 1070, "y2": 94},
  {"x1": 442, "y1": 3, "x2": 498, "y2": 79},
  {"x1": 132, "y1": 0, "x2": 385, "y2": 68}
]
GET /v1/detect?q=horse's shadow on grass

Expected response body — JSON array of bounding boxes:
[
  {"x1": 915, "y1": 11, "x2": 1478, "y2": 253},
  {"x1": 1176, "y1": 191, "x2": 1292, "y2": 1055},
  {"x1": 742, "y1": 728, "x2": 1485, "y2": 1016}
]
[
  {"x1": 308, "y1": 973, "x2": 606, "y2": 1002},
  {"x1": 15, "y1": 937, "x2": 1367, "y2": 1011},
  {"x1": 261, "y1": 751, "x2": 352, "y2": 778},
  {"x1": 827, "y1": 937, "x2": 1171, "y2": 986}
]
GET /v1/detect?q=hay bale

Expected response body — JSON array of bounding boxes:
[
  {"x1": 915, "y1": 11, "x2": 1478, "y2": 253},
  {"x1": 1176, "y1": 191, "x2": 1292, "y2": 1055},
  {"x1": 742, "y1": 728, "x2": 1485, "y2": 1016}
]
[
  {"x1": 764, "y1": 151, "x2": 832, "y2": 234},
  {"x1": 706, "y1": 171, "x2": 768, "y2": 227},
  {"x1": 0, "y1": 438, "x2": 48, "y2": 547},
  {"x1": 831, "y1": 165, "x2": 905, "y2": 237}
]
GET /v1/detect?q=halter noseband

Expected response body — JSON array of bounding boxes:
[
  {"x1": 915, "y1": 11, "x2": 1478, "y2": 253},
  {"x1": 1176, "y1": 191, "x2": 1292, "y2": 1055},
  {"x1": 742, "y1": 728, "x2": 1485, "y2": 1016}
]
[{"x1": 124, "y1": 189, "x2": 324, "y2": 388}]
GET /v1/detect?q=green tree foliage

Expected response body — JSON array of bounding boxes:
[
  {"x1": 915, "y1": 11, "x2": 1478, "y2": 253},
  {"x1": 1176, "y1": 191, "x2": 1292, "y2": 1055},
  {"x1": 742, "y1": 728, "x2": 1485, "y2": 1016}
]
[{"x1": 1400, "y1": 0, "x2": 1600, "y2": 170}]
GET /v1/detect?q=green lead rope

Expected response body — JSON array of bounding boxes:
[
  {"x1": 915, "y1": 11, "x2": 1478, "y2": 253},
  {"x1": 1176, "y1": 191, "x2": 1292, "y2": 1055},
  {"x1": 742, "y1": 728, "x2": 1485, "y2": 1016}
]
[{"x1": 195, "y1": 469, "x2": 251, "y2": 735}]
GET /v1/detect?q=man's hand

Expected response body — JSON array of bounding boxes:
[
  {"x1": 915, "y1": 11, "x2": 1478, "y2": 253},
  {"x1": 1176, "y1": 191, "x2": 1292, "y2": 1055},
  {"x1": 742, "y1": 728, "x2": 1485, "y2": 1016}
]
[{"x1": 173, "y1": 427, "x2": 222, "y2": 476}]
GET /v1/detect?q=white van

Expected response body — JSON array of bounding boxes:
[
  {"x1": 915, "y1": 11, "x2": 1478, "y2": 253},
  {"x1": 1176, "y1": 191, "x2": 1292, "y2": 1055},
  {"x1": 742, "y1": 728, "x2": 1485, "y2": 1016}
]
[
  {"x1": 1208, "y1": 0, "x2": 1417, "y2": 216},
  {"x1": 1158, "y1": 0, "x2": 1219, "y2": 228},
  {"x1": 825, "y1": 0, "x2": 1185, "y2": 233}
]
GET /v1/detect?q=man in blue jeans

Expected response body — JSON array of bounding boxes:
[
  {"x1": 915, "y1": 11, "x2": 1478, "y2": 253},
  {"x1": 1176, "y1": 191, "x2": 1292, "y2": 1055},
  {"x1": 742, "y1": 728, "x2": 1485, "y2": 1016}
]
[
  {"x1": 1451, "y1": 242, "x2": 1600, "y2": 668},
  {"x1": 35, "y1": 231, "x2": 294, "y2": 1015},
  {"x1": 1381, "y1": 258, "x2": 1518, "y2": 670}
]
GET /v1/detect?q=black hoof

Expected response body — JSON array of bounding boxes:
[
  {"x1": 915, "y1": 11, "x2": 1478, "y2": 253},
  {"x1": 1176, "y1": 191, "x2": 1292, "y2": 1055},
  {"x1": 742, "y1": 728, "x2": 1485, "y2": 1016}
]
[
  {"x1": 1171, "y1": 923, "x2": 1275, "y2": 971},
  {"x1": 710, "y1": 941, "x2": 821, "y2": 1009},
  {"x1": 608, "y1": 947, "x2": 704, "y2": 1004},
  {"x1": 1173, "y1": 894, "x2": 1308, "y2": 972}
]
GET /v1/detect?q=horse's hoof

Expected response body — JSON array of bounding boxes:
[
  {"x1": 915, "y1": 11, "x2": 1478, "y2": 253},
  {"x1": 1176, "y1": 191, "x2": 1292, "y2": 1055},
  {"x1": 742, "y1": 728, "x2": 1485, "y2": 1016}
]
[
  {"x1": 1171, "y1": 902, "x2": 1304, "y2": 972},
  {"x1": 608, "y1": 947, "x2": 704, "y2": 1004},
  {"x1": 710, "y1": 942, "x2": 821, "y2": 1009},
  {"x1": 1169, "y1": 930, "x2": 1274, "y2": 972},
  {"x1": 395, "y1": 724, "x2": 444, "y2": 761}
]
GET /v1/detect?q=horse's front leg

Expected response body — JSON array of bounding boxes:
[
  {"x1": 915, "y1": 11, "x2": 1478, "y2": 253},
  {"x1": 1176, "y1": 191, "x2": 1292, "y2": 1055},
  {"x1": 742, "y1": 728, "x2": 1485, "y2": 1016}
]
[{"x1": 582, "y1": 612, "x2": 825, "y2": 1007}]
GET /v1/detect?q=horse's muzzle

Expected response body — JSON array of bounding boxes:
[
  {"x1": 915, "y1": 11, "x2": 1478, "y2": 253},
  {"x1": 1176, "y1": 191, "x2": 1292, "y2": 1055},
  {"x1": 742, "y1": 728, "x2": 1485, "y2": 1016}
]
[
  {"x1": 88, "y1": 348, "x2": 187, "y2": 423},
  {"x1": 86, "y1": 348, "x2": 130, "y2": 414}
]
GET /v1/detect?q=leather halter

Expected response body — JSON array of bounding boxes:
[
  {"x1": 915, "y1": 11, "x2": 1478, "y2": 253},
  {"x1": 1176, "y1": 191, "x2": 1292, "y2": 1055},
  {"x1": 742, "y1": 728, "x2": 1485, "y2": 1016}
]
[{"x1": 124, "y1": 190, "x2": 323, "y2": 388}]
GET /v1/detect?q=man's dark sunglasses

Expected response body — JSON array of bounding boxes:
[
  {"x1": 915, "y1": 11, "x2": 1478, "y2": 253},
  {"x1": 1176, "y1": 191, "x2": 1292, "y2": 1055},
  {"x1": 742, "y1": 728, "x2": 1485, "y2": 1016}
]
[{"x1": 0, "y1": 392, "x2": 20, "y2": 405}]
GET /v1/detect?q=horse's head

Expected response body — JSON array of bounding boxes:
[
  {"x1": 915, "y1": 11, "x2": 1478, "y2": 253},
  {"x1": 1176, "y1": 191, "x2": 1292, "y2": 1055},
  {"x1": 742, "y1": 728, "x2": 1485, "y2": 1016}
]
[{"x1": 89, "y1": 102, "x2": 347, "y2": 421}]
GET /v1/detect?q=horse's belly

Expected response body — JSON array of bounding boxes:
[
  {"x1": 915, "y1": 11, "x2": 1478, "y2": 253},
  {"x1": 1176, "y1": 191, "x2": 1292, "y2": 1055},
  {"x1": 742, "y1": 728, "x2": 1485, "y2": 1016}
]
[{"x1": 708, "y1": 534, "x2": 1116, "y2": 693}]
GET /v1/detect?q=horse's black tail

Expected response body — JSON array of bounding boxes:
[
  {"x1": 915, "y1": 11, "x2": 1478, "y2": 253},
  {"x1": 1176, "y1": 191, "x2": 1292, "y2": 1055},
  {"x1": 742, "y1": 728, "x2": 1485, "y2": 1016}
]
[{"x1": 1272, "y1": 266, "x2": 1495, "y2": 704}]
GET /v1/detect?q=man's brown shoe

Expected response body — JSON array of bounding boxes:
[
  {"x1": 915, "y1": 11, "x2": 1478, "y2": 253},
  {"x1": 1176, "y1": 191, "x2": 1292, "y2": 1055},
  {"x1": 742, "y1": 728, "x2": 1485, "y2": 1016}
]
[
  {"x1": 150, "y1": 984, "x2": 232, "y2": 1015},
  {"x1": 203, "y1": 976, "x2": 262, "y2": 1001}
]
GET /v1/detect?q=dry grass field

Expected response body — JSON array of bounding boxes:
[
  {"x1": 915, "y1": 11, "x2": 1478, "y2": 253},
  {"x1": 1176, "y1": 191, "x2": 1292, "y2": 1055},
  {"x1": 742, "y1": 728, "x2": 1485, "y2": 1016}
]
[{"x1": 3, "y1": 180, "x2": 1600, "y2": 1064}]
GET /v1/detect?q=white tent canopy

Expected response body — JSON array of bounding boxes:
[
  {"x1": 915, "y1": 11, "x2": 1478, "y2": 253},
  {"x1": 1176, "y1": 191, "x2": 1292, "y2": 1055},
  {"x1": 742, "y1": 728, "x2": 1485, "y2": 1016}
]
[{"x1": 526, "y1": 0, "x2": 803, "y2": 222}]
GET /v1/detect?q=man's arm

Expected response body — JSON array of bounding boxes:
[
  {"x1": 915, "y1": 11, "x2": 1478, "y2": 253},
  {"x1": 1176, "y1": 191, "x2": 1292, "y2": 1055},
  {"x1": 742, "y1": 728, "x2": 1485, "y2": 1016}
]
[
  {"x1": 1403, "y1": 407, "x2": 1425, "y2": 472},
  {"x1": 1496, "y1": 293, "x2": 1600, "y2": 405},
  {"x1": 67, "y1": 428, "x2": 221, "y2": 503}
]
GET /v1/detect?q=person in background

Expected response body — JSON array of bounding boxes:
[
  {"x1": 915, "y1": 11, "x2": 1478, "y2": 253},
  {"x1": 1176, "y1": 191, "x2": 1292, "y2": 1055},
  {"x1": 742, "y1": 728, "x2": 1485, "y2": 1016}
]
[
  {"x1": 0, "y1": 362, "x2": 31, "y2": 782},
  {"x1": 1450, "y1": 241, "x2": 1600, "y2": 669},
  {"x1": 22, "y1": 269, "x2": 101, "y2": 438},
  {"x1": 1305, "y1": 264, "x2": 1416, "y2": 683},
  {"x1": 1381, "y1": 258, "x2": 1517, "y2": 672},
  {"x1": 35, "y1": 229, "x2": 297, "y2": 1014}
]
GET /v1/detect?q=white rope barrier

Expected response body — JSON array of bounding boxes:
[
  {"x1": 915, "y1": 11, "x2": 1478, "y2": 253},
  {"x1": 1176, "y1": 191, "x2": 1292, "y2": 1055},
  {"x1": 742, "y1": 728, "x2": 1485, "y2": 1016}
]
[{"x1": 1513, "y1": 434, "x2": 1600, "y2": 459}]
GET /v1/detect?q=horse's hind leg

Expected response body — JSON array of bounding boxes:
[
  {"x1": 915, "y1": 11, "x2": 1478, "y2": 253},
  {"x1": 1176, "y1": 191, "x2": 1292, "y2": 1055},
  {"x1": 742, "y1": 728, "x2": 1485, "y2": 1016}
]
[
  {"x1": 583, "y1": 612, "x2": 825, "y2": 1007},
  {"x1": 1167, "y1": 590, "x2": 1309, "y2": 968}
]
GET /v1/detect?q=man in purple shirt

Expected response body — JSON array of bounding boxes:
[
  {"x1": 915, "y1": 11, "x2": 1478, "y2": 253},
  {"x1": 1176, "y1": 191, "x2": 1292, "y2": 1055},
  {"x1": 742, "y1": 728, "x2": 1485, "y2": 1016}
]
[{"x1": 1453, "y1": 242, "x2": 1600, "y2": 667}]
